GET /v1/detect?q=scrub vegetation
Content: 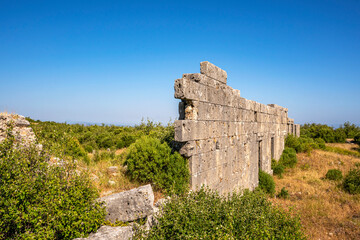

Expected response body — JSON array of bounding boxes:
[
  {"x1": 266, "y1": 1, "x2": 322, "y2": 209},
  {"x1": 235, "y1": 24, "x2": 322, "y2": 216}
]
[{"x1": 2, "y1": 117, "x2": 360, "y2": 239}]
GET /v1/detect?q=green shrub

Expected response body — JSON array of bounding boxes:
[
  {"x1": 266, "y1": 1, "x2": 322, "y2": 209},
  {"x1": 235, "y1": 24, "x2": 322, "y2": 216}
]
[
  {"x1": 258, "y1": 170, "x2": 275, "y2": 195},
  {"x1": 325, "y1": 169, "x2": 343, "y2": 181},
  {"x1": 124, "y1": 136, "x2": 189, "y2": 194},
  {"x1": 279, "y1": 147, "x2": 298, "y2": 168},
  {"x1": 315, "y1": 138, "x2": 326, "y2": 150},
  {"x1": 285, "y1": 135, "x2": 324, "y2": 153},
  {"x1": 0, "y1": 134, "x2": 105, "y2": 239},
  {"x1": 343, "y1": 167, "x2": 360, "y2": 194},
  {"x1": 301, "y1": 123, "x2": 346, "y2": 143},
  {"x1": 84, "y1": 144, "x2": 93, "y2": 153},
  {"x1": 339, "y1": 122, "x2": 360, "y2": 139},
  {"x1": 277, "y1": 187, "x2": 289, "y2": 199},
  {"x1": 135, "y1": 188, "x2": 305, "y2": 239},
  {"x1": 355, "y1": 134, "x2": 360, "y2": 144},
  {"x1": 271, "y1": 159, "x2": 284, "y2": 177}
]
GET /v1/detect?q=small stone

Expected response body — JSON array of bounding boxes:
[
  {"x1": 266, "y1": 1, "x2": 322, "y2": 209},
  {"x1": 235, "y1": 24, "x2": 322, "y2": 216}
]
[
  {"x1": 108, "y1": 180, "x2": 116, "y2": 186},
  {"x1": 108, "y1": 166, "x2": 118, "y2": 173},
  {"x1": 90, "y1": 174, "x2": 99, "y2": 182}
]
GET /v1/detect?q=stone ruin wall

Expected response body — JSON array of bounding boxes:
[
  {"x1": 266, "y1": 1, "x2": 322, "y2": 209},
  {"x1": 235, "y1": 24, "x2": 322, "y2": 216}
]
[{"x1": 174, "y1": 61, "x2": 300, "y2": 194}]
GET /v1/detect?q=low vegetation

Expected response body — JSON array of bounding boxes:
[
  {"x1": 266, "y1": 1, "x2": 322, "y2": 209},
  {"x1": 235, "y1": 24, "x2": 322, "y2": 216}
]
[
  {"x1": 124, "y1": 136, "x2": 189, "y2": 194},
  {"x1": 0, "y1": 131, "x2": 105, "y2": 239},
  {"x1": 136, "y1": 188, "x2": 305, "y2": 239},
  {"x1": 343, "y1": 167, "x2": 360, "y2": 194},
  {"x1": 6, "y1": 117, "x2": 359, "y2": 239},
  {"x1": 28, "y1": 118, "x2": 174, "y2": 164},
  {"x1": 301, "y1": 122, "x2": 360, "y2": 143},
  {"x1": 258, "y1": 170, "x2": 275, "y2": 195},
  {"x1": 325, "y1": 169, "x2": 343, "y2": 181},
  {"x1": 273, "y1": 141, "x2": 360, "y2": 239}
]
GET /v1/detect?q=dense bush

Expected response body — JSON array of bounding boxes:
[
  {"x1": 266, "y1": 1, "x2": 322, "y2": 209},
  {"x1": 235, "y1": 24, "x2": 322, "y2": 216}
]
[
  {"x1": 258, "y1": 170, "x2": 275, "y2": 195},
  {"x1": 343, "y1": 167, "x2": 360, "y2": 194},
  {"x1": 277, "y1": 187, "x2": 290, "y2": 199},
  {"x1": 272, "y1": 159, "x2": 285, "y2": 177},
  {"x1": 279, "y1": 147, "x2": 298, "y2": 168},
  {"x1": 285, "y1": 134, "x2": 325, "y2": 153},
  {"x1": 355, "y1": 134, "x2": 360, "y2": 144},
  {"x1": 29, "y1": 118, "x2": 175, "y2": 164},
  {"x1": 338, "y1": 122, "x2": 360, "y2": 139},
  {"x1": 325, "y1": 169, "x2": 343, "y2": 181},
  {"x1": 0, "y1": 134, "x2": 105, "y2": 239},
  {"x1": 135, "y1": 188, "x2": 305, "y2": 239},
  {"x1": 124, "y1": 136, "x2": 189, "y2": 194},
  {"x1": 301, "y1": 123, "x2": 346, "y2": 143}
]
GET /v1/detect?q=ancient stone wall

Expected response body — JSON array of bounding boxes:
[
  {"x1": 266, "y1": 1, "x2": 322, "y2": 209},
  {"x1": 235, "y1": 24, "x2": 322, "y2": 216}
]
[{"x1": 174, "y1": 62, "x2": 300, "y2": 194}]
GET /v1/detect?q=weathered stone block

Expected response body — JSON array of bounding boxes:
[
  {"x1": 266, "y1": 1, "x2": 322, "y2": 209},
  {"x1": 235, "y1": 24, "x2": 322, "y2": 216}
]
[
  {"x1": 200, "y1": 61, "x2": 227, "y2": 84},
  {"x1": 99, "y1": 184, "x2": 154, "y2": 223},
  {"x1": 174, "y1": 78, "x2": 207, "y2": 102}
]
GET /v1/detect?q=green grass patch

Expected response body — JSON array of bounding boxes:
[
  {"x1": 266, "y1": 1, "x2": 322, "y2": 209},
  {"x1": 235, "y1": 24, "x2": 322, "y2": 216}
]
[{"x1": 325, "y1": 146, "x2": 360, "y2": 158}]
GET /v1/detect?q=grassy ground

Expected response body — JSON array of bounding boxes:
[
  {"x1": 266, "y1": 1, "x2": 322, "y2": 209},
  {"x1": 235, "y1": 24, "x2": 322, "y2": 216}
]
[
  {"x1": 272, "y1": 143, "x2": 360, "y2": 239},
  {"x1": 78, "y1": 149, "x2": 164, "y2": 201}
]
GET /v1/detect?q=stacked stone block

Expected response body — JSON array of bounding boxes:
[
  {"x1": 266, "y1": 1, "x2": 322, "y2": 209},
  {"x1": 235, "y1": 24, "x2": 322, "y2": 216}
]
[{"x1": 174, "y1": 61, "x2": 300, "y2": 194}]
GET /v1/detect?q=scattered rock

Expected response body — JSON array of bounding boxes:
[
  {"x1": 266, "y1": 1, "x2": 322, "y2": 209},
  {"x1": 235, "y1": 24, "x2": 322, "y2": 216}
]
[
  {"x1": 155, "y1": 198, "x2": 168, "y2": 209},
  {"x1": 108, "y1": 180, "x2": 116, "y2": 186},
  {"x1": 108, "y1": 166, "x2": 118, "y2": 173},
  {"x1": 144, "y1": 214, "x2": 158, "y2": 230},
  {"x1": 90, "y1": 174, "x2": 99, "y2": 182},
  {"x1": 99, "y1": 184, "x2": 154, "y2": 223},
  {"x1": 74, "y1": 225, "x2": 133, "y2": 240}
]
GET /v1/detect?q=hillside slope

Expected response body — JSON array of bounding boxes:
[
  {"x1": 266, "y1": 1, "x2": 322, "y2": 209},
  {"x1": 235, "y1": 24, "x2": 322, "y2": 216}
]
[{"x1": 272, "y1": 143, "x2": 360, "y2": 239}]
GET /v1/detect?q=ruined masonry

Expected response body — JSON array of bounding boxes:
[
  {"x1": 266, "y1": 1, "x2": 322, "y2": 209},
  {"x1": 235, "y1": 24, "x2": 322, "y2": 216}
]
[{"x1": 174, "y1": 61, "x2": 300, "y2": 194}]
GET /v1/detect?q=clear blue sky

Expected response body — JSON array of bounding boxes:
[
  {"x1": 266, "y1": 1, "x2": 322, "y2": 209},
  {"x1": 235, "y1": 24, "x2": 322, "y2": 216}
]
[{"x1": 0, "y1": 0, "x2": 359, "y2": 125}]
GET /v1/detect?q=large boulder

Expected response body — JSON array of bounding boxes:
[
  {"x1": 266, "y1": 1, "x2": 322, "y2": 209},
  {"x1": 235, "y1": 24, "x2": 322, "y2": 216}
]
[
  {"x1": 99, "y1": 184, "x2": 155, "y2": 223},
  {"x1": 74, "y1": 226, "x2": 133, "y2": 240},
  {"x1": 0, "y1": 113, "x2": 37, "y2": 148}
]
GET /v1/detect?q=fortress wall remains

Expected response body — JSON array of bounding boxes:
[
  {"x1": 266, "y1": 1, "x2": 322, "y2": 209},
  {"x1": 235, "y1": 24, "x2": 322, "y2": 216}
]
[{"x1": 174, "y1": 61, "x2": 300, "y2": 194}]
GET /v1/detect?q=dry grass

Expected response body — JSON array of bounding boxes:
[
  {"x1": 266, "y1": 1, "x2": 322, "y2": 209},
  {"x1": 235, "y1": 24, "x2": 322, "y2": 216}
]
[
  {"x1": 327, "y1": 142, "x2": 360, "y2": 153},
  {"x1": 272, "y1": 144, "x2": 360, "y2": 239},
  {"x1": 79, "y1": 148, "x2": 164, "y2": 202}
]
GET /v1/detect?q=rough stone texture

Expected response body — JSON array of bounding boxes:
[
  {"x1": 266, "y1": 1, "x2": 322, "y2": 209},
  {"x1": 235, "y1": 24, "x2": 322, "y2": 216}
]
[
  {"x1": 74, "y1": 226, "x2": 133, "y2": 240},
  {"x1": 174, "y1": 62, "x2": 300, "y2": 194},
  {"x1": 0, "y1": 113, "x2": 37, "y2": 147},
  {"x1": 99, "y1": 184, "x2": 155, "y2": 223}
]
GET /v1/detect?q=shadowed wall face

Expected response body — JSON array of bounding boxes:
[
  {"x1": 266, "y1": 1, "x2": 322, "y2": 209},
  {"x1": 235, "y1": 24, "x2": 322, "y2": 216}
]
[{"x1": 174, "y1": 62, "x2": 300, "y2": 194}]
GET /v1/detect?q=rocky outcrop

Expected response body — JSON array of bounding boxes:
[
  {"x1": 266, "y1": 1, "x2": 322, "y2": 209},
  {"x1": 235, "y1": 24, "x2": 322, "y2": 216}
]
[
  {"x1": 0, "y1": 113, "x2": 37, "y2": 147},
  {"x1": 77, "y1": 184, "x2": 164, "y2": 240},
  {"x1": 99, "y1": 184, "x2": 155, "y2": 223},
  {"x1": 74, "y1": 226, "x2": 133, "y2": 240}
]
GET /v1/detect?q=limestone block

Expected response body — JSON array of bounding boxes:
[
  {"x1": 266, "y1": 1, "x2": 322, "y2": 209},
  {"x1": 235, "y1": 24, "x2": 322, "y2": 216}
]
[
  {"x1": 183, "y1": 73, "x2": 223, "y2": 88},
  {"x1": 200, "y1": 61, "x2": 227, "y2": 84},
  {"x1": 254, "y1": 102, "x2": 261, "y2": 112},
  {"x1": 99, "y1": 184, "x2": 154, "y2": 223},
  {"x1": 174, "y1": 78, "x2": 207, "y2": 102},
  {"x1": 74, "y1": 226, "x2": 133, "y2": 240},
  {"x1": 175, "y1": 120, "x2": 211, "y2": 142}
]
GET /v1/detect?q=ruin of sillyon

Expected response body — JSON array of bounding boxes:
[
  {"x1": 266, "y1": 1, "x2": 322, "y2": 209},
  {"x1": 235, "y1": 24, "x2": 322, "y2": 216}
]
[{"x1": 174, "y1": 61, "x2": 300, "y2": 194}]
